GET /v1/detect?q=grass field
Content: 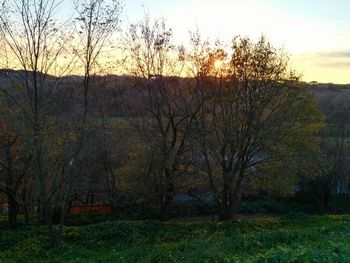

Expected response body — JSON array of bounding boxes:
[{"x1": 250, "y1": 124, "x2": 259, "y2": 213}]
[{"x1": 2, "y1": 213, "x2": 350, "y2": 262}]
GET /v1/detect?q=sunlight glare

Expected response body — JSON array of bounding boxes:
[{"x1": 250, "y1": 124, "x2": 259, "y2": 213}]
[{"x1": 214, "y1": 59, "x2": 223, "y2": 70}]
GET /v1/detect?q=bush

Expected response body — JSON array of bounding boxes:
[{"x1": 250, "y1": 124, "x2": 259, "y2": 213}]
[
  {"x1": 65, "y1": 199, "x2": 315, "y2": 226},
  {"x1": 115, "y1": 200, "x2": 217, "y2": 220},
  {"x1": 65, "y1": 212, "x2": 110, "y2": 226},
  {"x1": 280, "y1": 212, "x2": 310, "y2": 225},
  {"x1": 237, "y1": 199, "x2": 315, "y2": 214},
  {"x1": 168, "y1": 201, "x2": 217, "y2": 217}
]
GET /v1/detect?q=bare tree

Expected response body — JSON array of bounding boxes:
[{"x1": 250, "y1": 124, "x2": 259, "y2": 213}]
[
  {"x1": 0, "y1": 92, "x2": 35, "y2": 227},
  {"x1": 0, "y1": 0, "x2": 75, "y2": 245},
  {"x1": 65, "y1": 0, "x2": 123, "y2": 219},
  {"x1": 73, "y1": 0, "x2": 122, "y2": 119},
  {"x1": 0, "y1": 119, "x2": 29, "y2": 228},
  {"x1": 0, "y1": 0, "x2": 122, "y2": 238},
  {"x1": 124, "y1": 15, "x2": 203, "y2": 218}
]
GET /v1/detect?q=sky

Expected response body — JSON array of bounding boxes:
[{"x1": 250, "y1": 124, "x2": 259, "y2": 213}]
[{"x1": 61, "y1": 0, "x2": 350, "y2": 84}]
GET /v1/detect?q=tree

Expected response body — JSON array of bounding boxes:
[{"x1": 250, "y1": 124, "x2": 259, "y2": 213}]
[
  {"x1": 195, "y1": 36, "x2": 322, "y2": 220},
  {"x1": 0, "y1": 120, "x2": 27, "y2": 228},
  {"x1": 299, "y1": 102, "x2": 350, "y2": 213},
  {"x1": 124, "y1": 15, "x2": 202, "y2": 218},
  {"x1": 73, "y1": 0, "x2": 122, "y2": 119},
  {"x1": 0, "y1": 0, "x2": 75, "y2": 245},
  {"x1": 65, "y1": 0, "x2": 122, "y2": 219},
  {"x1": 0, "y1": 0, "x2": 122, "y2": 243}
]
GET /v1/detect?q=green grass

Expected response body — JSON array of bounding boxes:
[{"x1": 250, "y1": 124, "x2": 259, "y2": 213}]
[{"x1": 2, "y1": 214, "x2": 350, "y2": 262}]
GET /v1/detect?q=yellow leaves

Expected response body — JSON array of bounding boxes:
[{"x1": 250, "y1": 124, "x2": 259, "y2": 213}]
[
  {"x1": 178, "y1": 164, "x2": 194, "y2": 173},
  {"x1": 254, "y1": 161, "x2": 298, "y2": 198},
  {"x1": 128, "y1": 151, "x2": 143, "y2": 160}
]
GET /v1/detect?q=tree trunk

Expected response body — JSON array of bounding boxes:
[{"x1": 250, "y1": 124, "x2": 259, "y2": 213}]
[
  {"x1": 219, "y1": 183, "x2": 239, "y2": 221},
  {"x1": 22, "y1": 186, "x2": 30, "y2": 225},
  {"x1": 24, "y1": 204, "x2": 29, "y2": 225},
  {"x1": 159, "y1": 171, "x2": 174, "y2": 220},
  {"x1": 159, "y1": 193, "x2": 172, "y2": 220},
  {"x1": 160, "y1": 201, "x2": 169, "y2": 220},
  {"x1": 219, "y1": 198, "x2": 236, "y2": 220},
  {"x1": 8, "y1": 194, "x2": 18, "y2": 229},
  {"x1": 57, "y1": 202, "x2": 69, "y2": 244},
  {"x1": 219, "y1": 182, "x2": 229, "y2": 220},
  {"x1": 3, "y1": 142, "x2": 18, "y2": 228},
  {"x1": 323, "y1": 188, "x2": 331, "y2": 213},
  {"x1": 38, "y1": 171, "x2": 55, "y2": 247},
  {"x1": 107, "y1": 167, "x2": 118, "y2": 220},
  {"x1": 44, "y1": 203, "x2": 55, "y2": 247},
  {"x1": 109, "y1": 192, "x2": 119, "y2": 220}
]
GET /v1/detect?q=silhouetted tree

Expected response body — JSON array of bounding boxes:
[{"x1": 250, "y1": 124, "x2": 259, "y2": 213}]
[
  {"x1": 195, "y1": 36, "x2": 322, "y2": 220},
  {"x1": 124, "y1": 15, "x2": 202, "y2": 219}
]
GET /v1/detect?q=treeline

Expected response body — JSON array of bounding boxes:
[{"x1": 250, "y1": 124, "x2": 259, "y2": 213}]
[{"x1": 0, "y1": 0, "x2": 349, "y2": 247}]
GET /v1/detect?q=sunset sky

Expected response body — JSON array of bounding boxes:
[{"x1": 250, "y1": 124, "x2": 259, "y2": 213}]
[{"x1": 62, "y1": 0, "x2": 350, "y2": 83}]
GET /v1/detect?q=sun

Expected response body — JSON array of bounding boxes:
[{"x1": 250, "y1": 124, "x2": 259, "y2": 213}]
[{"x1": 214, "y1": 59, "x2": 223, "y2": 70}]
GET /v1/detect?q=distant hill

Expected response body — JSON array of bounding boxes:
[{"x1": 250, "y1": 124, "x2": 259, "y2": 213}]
[
  {"x1": 1, "y1": 69, "x2": 349, "y2": 117},
  {"x1": 308, "y1": 83, "x2": 350, "y2": 116}
]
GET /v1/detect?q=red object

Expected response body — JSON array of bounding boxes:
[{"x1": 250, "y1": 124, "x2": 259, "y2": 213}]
[{"x1": 70, "y1": 205, "x2": 112, "y2": 215}]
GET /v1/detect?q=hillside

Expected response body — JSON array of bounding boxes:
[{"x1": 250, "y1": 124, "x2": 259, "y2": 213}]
[
  {"x1": 1, "y1": 69, "x2": 349, "y2": 114},
  {"x1": 309, "y1": 83, "x2": 350, "y2": 117}
]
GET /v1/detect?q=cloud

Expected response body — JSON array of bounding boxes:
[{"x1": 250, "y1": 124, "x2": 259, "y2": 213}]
[
  {"x1": 295, "y1": 51, "x2": 350, "y2": 69},
  {"x1": 324, "y1": 51, "x2": 350, "y2": 58}
]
